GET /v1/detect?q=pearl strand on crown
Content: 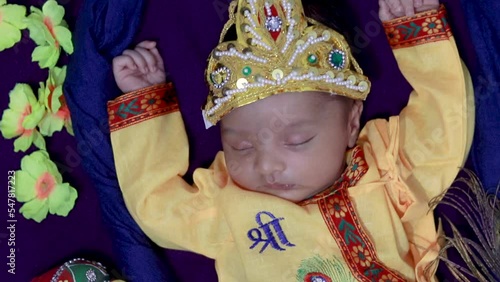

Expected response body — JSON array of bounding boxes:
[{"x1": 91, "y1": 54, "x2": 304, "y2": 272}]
[
  {"x1": 244, "y1": 10, "x2": 258, "y2": 28},
  {"x1": 264, "y1": 1, "x2": 272, "y2": 16},
  {"x1": 243, "y1": 9, "x2": 273, "y2": 50},
  {"x1": 253, "y1": 39, "x2": 273, "y2": 50},
  {"x1": 248, "y1": 0, "x2": 257, "y2": 14},
  {"x1": 245, "y1": 25, "x2": 263, "y2": 41},
  {"x1": 215, "y1": 48, "x2": 268, "y2": 63},
  {"x1": 281, "y1": 0, "x2": 295, "y2": 53},
  {"x1": 288, "y1": 34, "x2": 328, "y2": 65},
  {"x1": 221, "y1": 72, "x2": 362, "y2": 98},
  {"x1": 208, "y1": 73, "x2": 364, "y2": 116}
]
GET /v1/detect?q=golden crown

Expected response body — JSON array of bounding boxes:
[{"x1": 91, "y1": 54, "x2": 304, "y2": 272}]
[{"x1": 203, "y1": 0, "x2": 371, "y2": 125}]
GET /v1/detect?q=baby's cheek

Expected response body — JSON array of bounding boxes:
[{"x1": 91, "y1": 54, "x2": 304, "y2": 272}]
[
  {"x1": 227, "y1": 159, "x2": 244, "y2": 177},
  {"x1": 226, "y1": 158, "x2": 255, "y2": 188}
]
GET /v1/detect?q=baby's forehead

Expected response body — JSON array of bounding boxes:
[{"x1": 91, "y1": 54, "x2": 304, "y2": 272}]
[{"x1": 220, "y1": 91, "x2": 349, "y2": 130}]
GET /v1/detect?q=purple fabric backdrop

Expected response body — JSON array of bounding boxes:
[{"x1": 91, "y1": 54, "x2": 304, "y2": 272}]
[
  {"x1": 0, "y1": 1, "x2": 117, "y2": 282},
  {"x1": 0, "y1": 0, "x2": 478, "y2": 281}
]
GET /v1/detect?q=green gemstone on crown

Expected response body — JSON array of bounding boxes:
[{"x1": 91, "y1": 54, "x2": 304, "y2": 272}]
[
  {"x1": 242, "y1": 66, "x2": 252, "y2": 76},
  {"x1": 307, "y1": 54, "x2": 318, "y2": 64},
  {"x1": 328, "y1": 50, "x2": 345, "y2": 69}
]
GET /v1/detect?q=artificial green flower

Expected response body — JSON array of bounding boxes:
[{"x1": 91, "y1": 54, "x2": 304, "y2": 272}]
[
  {"x1": 38, "y1": 66, "x2": 73, "y2": 136},
  {"x1": 0, "y1": 0, "x2": 27, "y2": 52},
  {"x1": 0, "y1": 83, "x2": 46, "y2": 152},
  {"x1": 15, "y1": 150, "x2": 78, "y2": 223},
  {"x1": 26, "y1": 0, "x2": 73, "y2": 68}
]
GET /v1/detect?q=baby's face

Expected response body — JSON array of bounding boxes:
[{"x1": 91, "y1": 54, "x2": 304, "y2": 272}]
[{"x1": 221, "y1": 91, "x2": 363, "y2": 202}]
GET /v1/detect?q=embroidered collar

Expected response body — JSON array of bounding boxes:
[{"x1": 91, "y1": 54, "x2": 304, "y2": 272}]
[{"x1": 299, "y1": 145, "x2": 368, "y2": 206}]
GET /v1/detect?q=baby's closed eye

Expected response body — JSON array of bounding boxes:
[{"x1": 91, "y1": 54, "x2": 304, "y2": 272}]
[{"x1": 284, "y1": 135, "x2": 316, "y2": 147}]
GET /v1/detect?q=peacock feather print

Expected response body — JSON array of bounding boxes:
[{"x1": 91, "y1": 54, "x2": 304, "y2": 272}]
[{"x1": 296, "y1": 255, "x2": 356, "y2": 282}]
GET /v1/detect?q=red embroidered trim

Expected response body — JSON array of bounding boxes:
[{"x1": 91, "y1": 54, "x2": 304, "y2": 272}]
[
  {"x1": 299, "y1": 146, "x2": 368, "y2": 206},
  {"x1": 384, "y1": 5, "x2": 451, "y2": 49},
  {"x1": 107, "y1": 83, "x2": 178, "y2": 132},
  {"x1": 306, "y1": 146, "x2": 407, "y2": 281}
]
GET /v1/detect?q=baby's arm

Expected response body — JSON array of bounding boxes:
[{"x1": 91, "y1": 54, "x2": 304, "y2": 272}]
[
  {"x1": 108, "y1": 42, "x2": 229, "y2": 257},
  {"x1": 362, "y1": 0, "x2": 471, "y2": 232},
  {"x1": 357, "y1": 3, "x2": 474, "y2": 279},
  {"x1": 363, "y1": 3, "x2": 474, "y2": 201}
]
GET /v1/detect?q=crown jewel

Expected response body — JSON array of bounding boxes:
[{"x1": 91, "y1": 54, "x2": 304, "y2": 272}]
[{"x1": 204, "y1": 0, "x2": 371, "y2": 125}]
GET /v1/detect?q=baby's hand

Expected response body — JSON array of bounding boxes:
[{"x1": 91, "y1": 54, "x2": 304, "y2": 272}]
[
  {"x1": 379, "y1": 0, "x2": 440, "y2": 21},
  {"x1": 113, "y1": 41, "x2": 166, "y2": 93}
]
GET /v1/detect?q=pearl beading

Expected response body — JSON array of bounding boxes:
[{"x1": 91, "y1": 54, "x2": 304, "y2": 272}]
[
  {"x1": 215, "y1": 48, "x2": 268, "y2": 63},
  {"x1": 264, "y1": 1, "x2": 272, "y2": 16},
  {"x1": 245, "y1": 25, "x2": 263, "y2": 41},
  {"x1": 243, "y1": 10, "x2": 273, "y2": 50},
  {"x1": 288, "y1": 34, "x2": 328, "y2": 66},
  {"x1": 207, "y1": 71, "x2": 365, "y2": 116},
  {"x1": 253, "y1": 37, "x2": 273, "y2": 50},
  {"x1": 247, "y1": 0, "x2": 257, "y2": 15},
  {"x1": 243, "y1": 10, "x2": 258, "y2": 29},
  {"x1": 281, "y1": 0, "x2": 296, "y2": 53}
]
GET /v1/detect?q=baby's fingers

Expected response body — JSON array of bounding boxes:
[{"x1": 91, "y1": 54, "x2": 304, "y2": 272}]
[
  {"x1": 379, "y1": 0, "x2": 395, "y2": 22},
  {"x1": 134, "y1": 47, "x2": 158, "y2": 72},
  {"x1": 148, "y1": 47, "x2": 165, "y2": 72},
  {"x1": 400, "y1": 0, "x2": 415, "y2": 17},
  {"x1": 122, "y1": 49, "x2": 148, "y2": 73},
  {"x1": 113, "y1": 55, "x2": 137, "y2": 73},
  {"x1": 136, "y1": 40, "x2": 156, "y2": 50},
  {"x1": 384, "y1": 0, "x2": 405, "y2": 17}
]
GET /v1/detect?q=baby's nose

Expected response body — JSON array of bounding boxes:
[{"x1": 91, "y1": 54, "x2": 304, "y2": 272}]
[{"x1": 255, "y1": 151, "x2": 285, "y2": 176}]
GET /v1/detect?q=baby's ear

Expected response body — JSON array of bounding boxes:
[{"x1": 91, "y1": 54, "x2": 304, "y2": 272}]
[{"x1": 347, "y1": 100, "x2": 363, "y2": 148}]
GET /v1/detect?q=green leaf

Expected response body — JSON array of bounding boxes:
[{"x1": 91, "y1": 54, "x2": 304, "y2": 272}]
[
  {"x1": 0, "y1": 109, "x2": 22, "y2": 138},
  {"x1": 31, "y1": 150, "x2": 50, "y2": 160},
  {"x1": 54, "y1": 66, "x2": 67, "y2": 83},
  {"x1": 0, "y1": 22, "x2": 22, "y2": 52},
  {"x1": 14, "y1": 170, "x2": 36, "y2": 202},
  {"x1": 42, "y1": 0, "x2": 64, "y2": 26},
  {"x1": 26, "y1": 16, "x2": 53, "y2": 45},
  {"x1": 22, "y1": 103, "x2": 45, "y2": 129},
  {"x1": 54, "y1": 26, "x2": 72, "y2": 54},
  {"x1": 47, "y1": 182, "x2": 70, "y2": 214},
  {"x1": 65, "y1": 117, "x2": 73, "y2": 136},
  {"x1": 51, "y1": 184, "x2": 77, "y2": 216},
  {"x1": 2, "y1": 4, "x2": 27, "y2": 29},
  {"x1": 0, "y1": 0, "x2": 7, "y2": 6},
  {"x1": 20, "y1": 150, "x2": 48, "y2": 179},
  {"x1": 32, "y1": 44, "x2": 59, "y2": 69},
  {"x1": 32, "y1": 44, "x2": 52, "y2": 62},
  {"x1": 38, "y1": 112, "x2": 64, "y2": 136},
  {"x1": 29, "y1": 6, "x2": 42, "y2": 16},
  {"x1": 13, "y1": 133, "x2": 33, "y2": 152},
  {"x1": 19, "y1": 198, "x2": 49, "y2": 223},
  {"x1": 8, "y1": 84, "x2": 36, "y2": 112},
  {"x1": 35, "y1": 152, "x2": 62, "y2": 182},
  {"x1": 51, "y1": 86, "x2": 63, "y2": 111},
  {"x1": 32, "y1": 130, "x2": 46, "y2": 150}
]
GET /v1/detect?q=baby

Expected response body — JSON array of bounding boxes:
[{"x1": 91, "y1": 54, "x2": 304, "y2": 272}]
[{"x1": 108, "y1": 0, "x2": 473, "y2": 280}]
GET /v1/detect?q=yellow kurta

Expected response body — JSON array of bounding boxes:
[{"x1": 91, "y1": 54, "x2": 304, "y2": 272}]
[{"x1": 108, "y1": 8, "x2": 474, "y2": 282}]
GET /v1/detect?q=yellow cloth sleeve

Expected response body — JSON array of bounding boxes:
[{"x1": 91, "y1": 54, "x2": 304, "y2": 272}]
[
  {"x1": 107, "y1": 84, "x2": 229, "y2": 258},
  {"x1": 356, "y1": 7, "x2": 474, "y2": 280},
  {"x1": 360, "y1": 7, "x2": 474, "y2": 210}
]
